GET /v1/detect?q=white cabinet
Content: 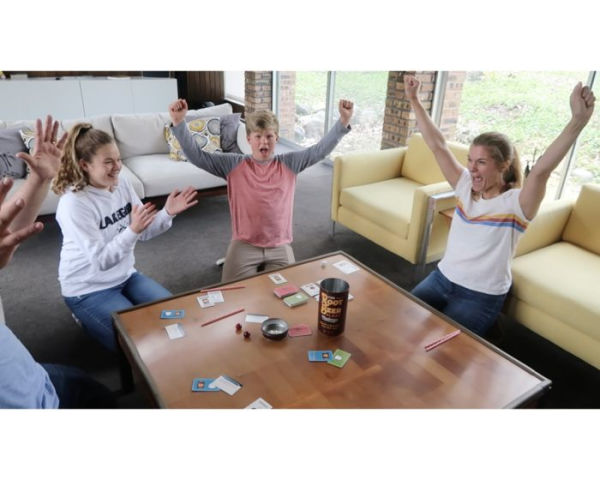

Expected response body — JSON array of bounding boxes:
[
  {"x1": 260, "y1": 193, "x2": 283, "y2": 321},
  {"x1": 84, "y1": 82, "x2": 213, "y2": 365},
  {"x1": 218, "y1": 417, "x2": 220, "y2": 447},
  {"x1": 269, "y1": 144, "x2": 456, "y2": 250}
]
[
  {"x1": 0, "y1": 79, "x2": 84, "y2": 120},
  {"x1": 0, "y1": 77, "x2": 178, "y2": 120}
]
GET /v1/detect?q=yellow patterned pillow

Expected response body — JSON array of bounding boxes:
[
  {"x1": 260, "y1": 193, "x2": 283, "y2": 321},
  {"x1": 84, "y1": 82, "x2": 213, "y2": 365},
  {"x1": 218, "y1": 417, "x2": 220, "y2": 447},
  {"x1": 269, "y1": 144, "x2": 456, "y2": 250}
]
[{"x1": 164, "y1": 117, "x2": 222, "y2": 161}]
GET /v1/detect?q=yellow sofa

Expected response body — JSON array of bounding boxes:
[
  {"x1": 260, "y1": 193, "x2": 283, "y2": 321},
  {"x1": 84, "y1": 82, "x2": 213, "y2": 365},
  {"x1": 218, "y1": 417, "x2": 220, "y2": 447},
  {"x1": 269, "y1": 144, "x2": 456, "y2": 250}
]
[
  {"x1": 331, "y1": 133, "x2": 469, "y2": 265},
  {"x1": 506, "y1": 183, "x2": 600, "y2": 369}
]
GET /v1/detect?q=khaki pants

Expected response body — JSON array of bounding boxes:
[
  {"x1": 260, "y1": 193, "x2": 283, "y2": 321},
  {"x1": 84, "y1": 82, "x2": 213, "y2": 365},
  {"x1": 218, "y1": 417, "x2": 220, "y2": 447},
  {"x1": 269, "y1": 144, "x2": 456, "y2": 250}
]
[{"x1": 221, "y1": 239, "x2": 295, "y2": 282}]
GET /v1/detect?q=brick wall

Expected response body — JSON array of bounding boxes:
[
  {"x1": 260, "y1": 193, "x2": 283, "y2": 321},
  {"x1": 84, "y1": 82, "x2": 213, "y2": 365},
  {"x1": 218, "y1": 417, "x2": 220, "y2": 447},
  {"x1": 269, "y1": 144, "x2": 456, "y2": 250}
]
[
  {"x1": 277, "y1": 72, "x2": 297, "y2": 140},
  {"x1": 244, "y1": 71, "x2": 272, "y2": 115},
  {"x1": 438, "y1": 71, "x2": 466, "y2": 139},
  {"x1": 381, "y1": 71, "x2": 437, "y2": 149}
]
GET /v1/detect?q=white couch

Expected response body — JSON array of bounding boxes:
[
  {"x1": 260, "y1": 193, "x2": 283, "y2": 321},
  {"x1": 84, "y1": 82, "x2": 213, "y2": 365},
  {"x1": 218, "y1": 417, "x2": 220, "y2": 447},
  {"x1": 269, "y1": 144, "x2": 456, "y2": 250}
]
[{"x1": 1, "y1": 103, "x2": 251, "y2": 215}]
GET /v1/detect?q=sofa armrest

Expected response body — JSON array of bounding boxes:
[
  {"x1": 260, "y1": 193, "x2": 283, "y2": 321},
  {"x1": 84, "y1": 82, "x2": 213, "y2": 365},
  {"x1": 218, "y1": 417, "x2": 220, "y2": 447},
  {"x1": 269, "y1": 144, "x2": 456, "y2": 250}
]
[
  {"x1": 331, "y1": 147, "x2": 407, "y2": 222},
  {"x1": 514, "y1": 198, "x2": 574, "y2": 257}
]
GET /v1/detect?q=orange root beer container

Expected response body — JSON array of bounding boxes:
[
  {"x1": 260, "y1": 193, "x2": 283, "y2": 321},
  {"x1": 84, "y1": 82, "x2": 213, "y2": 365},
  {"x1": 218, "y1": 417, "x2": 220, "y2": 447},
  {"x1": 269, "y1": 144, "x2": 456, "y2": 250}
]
[{"x1": 318, "y1": 278, "x2": 349, "y2": 336}]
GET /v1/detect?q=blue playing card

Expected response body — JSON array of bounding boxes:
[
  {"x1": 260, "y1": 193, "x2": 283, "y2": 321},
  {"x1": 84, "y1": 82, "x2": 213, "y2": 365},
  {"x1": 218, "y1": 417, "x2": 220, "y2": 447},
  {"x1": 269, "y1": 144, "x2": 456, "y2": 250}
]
[
  {"x1": 191, "y1": 378, "x2": 220, "y2": 392},
  {"x1": 161, "y1": 309, "x2": 185, "y2": 319},
  {"x1": 308, "y1": 350, "x2": 334, "y2": 362}
]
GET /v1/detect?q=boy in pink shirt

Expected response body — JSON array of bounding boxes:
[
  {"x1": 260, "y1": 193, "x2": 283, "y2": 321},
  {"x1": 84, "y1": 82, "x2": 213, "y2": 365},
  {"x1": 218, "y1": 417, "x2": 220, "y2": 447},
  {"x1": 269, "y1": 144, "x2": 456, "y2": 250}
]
[{"x1": 169, "y1": 99, "x2": 353, "y2": 281}]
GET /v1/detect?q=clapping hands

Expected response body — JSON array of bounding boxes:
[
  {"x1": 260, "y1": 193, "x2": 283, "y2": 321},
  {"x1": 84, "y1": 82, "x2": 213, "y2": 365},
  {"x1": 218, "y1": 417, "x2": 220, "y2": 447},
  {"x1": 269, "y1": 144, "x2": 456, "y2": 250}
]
[{"x1": 165, "y1": 186, "x2": 199, "y2": 216}]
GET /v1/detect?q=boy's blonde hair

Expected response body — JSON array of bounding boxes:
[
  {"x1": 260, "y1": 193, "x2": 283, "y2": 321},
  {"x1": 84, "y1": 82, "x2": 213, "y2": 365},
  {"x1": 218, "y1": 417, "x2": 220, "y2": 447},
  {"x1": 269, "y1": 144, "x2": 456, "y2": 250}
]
[
  {"x1": 245, "y1": 110, "x2": 279, "y2": 136},
  {"x1": 52, "y1": 123, "x2": 115, "y2": 195}
]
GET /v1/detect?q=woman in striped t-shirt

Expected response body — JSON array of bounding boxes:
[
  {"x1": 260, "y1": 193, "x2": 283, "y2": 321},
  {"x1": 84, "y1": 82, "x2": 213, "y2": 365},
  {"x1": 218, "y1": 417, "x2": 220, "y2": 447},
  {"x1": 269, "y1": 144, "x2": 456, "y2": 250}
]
[{"x1": 404, "y1": 75, "x2": 595, "y2": 336}]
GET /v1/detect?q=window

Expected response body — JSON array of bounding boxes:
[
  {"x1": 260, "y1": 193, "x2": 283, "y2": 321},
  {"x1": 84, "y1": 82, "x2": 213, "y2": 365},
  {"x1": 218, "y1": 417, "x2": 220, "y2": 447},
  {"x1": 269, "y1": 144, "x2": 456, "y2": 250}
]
[
  {"x1": 274, "y1": 71, "x2": 387, "y2": 157},
  {"x1": 447, "y1": 71, "x2": 598, "y2": 201},
  {"x1": 561, "y1": 72, "x2": 598, "y2": 200},
  {"x1": 331, "y1": 71, "x2": 387, "y2": 157},
  {"x1": 276, "y1": 71, "x2": 328, "y2": 145},
  {"x1": 224, "y1": 71, "x2": 245, "y2": 104}
]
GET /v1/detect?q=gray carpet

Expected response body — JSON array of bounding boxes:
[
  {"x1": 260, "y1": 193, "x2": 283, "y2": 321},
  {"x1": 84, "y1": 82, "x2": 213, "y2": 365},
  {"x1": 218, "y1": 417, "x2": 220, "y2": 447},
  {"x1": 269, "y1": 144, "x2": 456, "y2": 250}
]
[{"x1": 2, "y1": 161, "x2": 599, "y2": 408}]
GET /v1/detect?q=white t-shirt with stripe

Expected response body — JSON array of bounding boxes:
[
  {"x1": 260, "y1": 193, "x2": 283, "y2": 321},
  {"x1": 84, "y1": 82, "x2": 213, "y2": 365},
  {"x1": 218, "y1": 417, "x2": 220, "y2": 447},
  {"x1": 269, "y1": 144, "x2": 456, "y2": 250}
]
[{"x1": 438, "y1": 168, "x2": 529, "y2": 295}]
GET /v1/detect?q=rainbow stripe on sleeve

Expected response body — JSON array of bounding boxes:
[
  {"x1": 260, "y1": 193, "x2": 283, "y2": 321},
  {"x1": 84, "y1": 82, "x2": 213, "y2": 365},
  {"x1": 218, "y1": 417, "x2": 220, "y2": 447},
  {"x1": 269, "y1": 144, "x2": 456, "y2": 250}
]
[{"x1": 454, "y1": 200, "x2": 529, "y2": 233}]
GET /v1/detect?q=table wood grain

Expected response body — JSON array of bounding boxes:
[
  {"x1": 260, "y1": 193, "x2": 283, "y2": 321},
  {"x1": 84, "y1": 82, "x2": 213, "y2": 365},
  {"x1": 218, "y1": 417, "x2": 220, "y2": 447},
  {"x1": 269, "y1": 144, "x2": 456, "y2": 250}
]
[{"x1": 113, "y1": 252, "x2": 550, "y2": 408}]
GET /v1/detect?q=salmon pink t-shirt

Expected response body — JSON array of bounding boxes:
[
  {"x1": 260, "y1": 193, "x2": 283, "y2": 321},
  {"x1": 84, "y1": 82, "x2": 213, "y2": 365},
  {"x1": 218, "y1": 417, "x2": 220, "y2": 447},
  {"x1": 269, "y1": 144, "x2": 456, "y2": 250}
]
[{"x1": 171, "y1": 120, "x2": 350, "y2": 247}]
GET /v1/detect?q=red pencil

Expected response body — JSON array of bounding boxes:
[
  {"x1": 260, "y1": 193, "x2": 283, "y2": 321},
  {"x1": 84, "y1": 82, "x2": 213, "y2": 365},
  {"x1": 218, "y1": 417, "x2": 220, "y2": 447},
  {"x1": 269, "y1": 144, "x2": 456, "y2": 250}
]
[
  {"x1": 201, "y1": 308, "x2": 245, "y2": 327},
  {"x1": 199, "y1": 285, "x2": 246, "y2": 293},
  {"x1": 424, "y1": 329, "x2": 461, "y2": 352}
]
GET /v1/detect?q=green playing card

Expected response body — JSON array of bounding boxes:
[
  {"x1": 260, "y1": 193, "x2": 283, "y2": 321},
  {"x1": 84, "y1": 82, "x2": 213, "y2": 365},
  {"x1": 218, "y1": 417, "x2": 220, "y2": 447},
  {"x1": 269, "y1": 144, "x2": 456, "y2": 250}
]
[
  {"x1": 327, "y1": 348, "x2": 351, "y2": 368},
  {"x1": 283, "y1": 292, "x2": 309, "y2": 308}
]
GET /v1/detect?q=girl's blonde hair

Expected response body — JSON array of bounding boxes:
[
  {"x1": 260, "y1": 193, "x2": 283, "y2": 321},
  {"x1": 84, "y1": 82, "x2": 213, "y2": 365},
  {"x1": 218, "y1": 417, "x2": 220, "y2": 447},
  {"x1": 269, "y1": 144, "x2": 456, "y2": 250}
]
[
  {"x1": 472, "y1": 132, "x2": 523, "y2": 192},
  {"x1": 52, "y1": 123, "x2": 115, "y2": 195}
]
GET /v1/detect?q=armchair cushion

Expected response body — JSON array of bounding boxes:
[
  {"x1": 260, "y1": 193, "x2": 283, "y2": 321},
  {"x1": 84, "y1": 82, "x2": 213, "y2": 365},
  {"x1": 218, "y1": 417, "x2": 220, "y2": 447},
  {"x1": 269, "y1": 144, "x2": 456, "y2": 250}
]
[
  {"x1": 402, "y1": 134, "x2": 469, "y2": 184},
  {"x1": 562, "y1": 183, "x2": 600, "y2": 255},
  {"x1": 514, "y1": 198, "x2": 573, "y2": 257},
  {"x1": 511, "y1": 242, "x2": 600, "y2": 341},
  {"x1": 339, "y1": 177, "x2": 420, "y2": 238}
]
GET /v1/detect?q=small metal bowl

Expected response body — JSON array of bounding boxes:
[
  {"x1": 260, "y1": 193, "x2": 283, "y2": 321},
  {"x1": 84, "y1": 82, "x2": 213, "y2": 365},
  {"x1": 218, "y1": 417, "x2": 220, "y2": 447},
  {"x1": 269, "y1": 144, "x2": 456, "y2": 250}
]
[{"x1": 261, "y1": 318, "x2": 289, "y2": 341}]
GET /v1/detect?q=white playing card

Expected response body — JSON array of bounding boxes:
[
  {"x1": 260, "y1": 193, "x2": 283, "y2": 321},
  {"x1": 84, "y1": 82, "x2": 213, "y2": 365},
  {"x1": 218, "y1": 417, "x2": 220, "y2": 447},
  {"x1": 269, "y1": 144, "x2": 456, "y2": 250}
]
[
  {"x1": 164, "y1": 323, "x2": 185, "y2": 340},
  {"x1": 245, "y1": 397, "x2": 273, "y2": 409},
  {"x1": 301, "y1": 282, "x2": 320, "y2": 297},
  {"x1": 207, "y1": 291, "x2": 224, "y2": 303},
  {"x1": 209, "y1": 375, "x2": 242, "y2": 396},
  {"x1": 333, "y1": 260, "x2": 360, "y2": 274},
  {"x1": 268, "y1": 273, "x2": 287, "y2": 284},
  {"x1": 245, "y1": 313, "x2": 269, "y2": 324},
  {"x1": 197, "y1": 295, "x2": 215, "y2": 308}
]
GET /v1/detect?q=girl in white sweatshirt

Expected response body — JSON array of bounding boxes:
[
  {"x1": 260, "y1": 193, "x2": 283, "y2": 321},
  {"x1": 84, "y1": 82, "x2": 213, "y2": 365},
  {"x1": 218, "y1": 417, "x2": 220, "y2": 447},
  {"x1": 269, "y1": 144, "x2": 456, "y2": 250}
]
[{"x1": 53, "y1": 123, "x2": 198, "y2": 351}]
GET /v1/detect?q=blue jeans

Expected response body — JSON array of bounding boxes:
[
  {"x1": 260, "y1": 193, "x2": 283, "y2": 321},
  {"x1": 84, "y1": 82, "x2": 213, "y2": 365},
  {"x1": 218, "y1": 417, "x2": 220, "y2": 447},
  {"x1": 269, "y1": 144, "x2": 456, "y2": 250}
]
[
  {"x1": 42, "y1": 364, "x2": 116, "y2": 409},
  {"x1": 64, "y1": 272, "x2": 172, "y2": 352},
  {"x1": 411, "y1": 268, "x2": 506, "y2": 336}
]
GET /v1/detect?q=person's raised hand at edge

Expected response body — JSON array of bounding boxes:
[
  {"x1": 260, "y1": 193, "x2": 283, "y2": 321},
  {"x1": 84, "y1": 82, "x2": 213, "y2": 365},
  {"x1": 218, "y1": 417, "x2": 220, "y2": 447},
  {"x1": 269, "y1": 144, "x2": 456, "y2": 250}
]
[{"x1": 0, "y1": 178, "x2": 44, "y2": 268}]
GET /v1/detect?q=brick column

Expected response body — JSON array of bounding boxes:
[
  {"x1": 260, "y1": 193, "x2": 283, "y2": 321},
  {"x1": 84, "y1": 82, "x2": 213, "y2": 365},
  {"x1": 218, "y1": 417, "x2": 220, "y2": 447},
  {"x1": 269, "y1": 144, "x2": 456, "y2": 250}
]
[
  {"x1": 244, "y1": 71, "x2": 273, "y2": 115},
  {"x1": 277, "y1": 72, "x2": 297, "y2": 140},
  {"x1": 438, "y1": 71, "x2": 466, "y2": 139},
  {"x1": 381, "y1": 71, "x2": 437, "y2": 149}
]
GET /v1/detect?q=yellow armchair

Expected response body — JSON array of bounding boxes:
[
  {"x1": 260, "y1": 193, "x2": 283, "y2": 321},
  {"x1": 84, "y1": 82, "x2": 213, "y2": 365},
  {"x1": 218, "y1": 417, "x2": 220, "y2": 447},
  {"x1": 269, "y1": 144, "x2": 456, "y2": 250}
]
[
  {"x1": 331, "y1": 133, "x2": 469, "y2": 265},
  {"x1": 507, "y1": 183, "x2": 600, "y2": 369}
]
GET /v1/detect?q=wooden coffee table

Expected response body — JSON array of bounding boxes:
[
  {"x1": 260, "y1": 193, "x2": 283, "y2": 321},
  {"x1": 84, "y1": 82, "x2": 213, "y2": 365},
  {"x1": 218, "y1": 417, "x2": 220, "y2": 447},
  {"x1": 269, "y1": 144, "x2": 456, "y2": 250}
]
[{"x1": 113, "y1": 251, "x2": 550, "y2": 408}]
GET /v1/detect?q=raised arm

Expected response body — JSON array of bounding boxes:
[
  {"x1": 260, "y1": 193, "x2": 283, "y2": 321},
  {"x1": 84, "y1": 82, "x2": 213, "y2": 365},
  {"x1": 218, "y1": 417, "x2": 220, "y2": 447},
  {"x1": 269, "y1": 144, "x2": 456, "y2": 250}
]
[
  {"x1": 404, "y1": 75, "x2": 463, "y2": 188},
  {"x1": 168, "y1": 98, "x2": 242, "y2": 178},
  {"x1": 519, "y1": 82, "x2": 595, "y2": 219},
  {"x1": 7, "y1": 116, "x2": 67, "y2": 230},
  {"x1": 279, "y1": 99, "x2": 352, "y2": 174}
]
